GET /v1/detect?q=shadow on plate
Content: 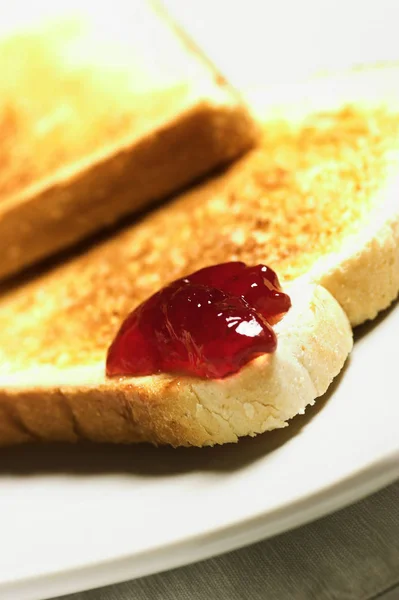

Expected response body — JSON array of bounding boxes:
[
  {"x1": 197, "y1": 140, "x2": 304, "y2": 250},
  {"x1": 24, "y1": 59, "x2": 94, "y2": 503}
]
[
  {"x1": 0, "y1": 361, "x2": 348, "y2": 478},
  {"x1": 353, "y1": 296, "x2": 398, "y2": 343}
]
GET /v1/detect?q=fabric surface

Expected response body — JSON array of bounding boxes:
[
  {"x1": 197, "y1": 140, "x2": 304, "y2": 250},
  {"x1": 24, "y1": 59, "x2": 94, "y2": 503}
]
[{"x1": 58, "y1": 480, "x2": 399, "y2": 600}]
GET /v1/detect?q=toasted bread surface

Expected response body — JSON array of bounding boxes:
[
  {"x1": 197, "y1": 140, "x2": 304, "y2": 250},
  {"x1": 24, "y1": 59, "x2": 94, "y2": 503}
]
[
  {"x1": 0, "y1": 67, "x2": 397, "y2": 377},
  {"x1": 1, "y1": 66, "x2": 398, "y2": 446},
  {"x1": 246, "y1": 66, "x2": 399, "y2": 325},
  {"x1": 0, "y1": 0, "x2": 257, "y2": 280},
  {"x1": 0, "y1": 283, "x2": 352, "y2": 446}
]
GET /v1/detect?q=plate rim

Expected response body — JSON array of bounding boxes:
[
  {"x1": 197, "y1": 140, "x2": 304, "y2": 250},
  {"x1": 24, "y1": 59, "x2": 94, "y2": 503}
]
[{"x1": 2, "y1": 448, "x2": 398, "y2": 600}]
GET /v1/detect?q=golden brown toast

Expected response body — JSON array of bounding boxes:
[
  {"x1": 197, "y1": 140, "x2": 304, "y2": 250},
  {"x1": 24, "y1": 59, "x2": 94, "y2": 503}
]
[
  {"x1": 2, "y1": 65, "x2": 399, "y2": 447},
  {"x1": 0, "y1": 0, "x2": 257, "y2": 281},
  {"x1": 0, "y1": 283, "x2": 351, "y2": 446}
]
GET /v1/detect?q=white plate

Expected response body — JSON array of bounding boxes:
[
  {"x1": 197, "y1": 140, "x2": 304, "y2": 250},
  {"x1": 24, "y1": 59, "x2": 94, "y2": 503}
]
[{"x1": 0, "y1": 299, "x2": 398, "y2": 600}]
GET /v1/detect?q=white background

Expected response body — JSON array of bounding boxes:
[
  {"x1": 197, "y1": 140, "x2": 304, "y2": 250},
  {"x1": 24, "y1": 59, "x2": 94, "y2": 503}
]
[{"x1": 165, "y1": 0, "x2": 399, "y2": 86}]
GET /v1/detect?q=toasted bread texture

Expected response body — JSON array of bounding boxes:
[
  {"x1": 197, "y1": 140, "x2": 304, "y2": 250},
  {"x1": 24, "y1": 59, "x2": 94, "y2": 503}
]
[
  {"x1": 0, "y1": 283, "x2": 352, "y2": 446},
  {"x1": 1, "y1": 65, "x2": 398, "y2": 447},
  {"x1": 0, "y1": 0, "x2": 256, "y2": 281},
  {"x1": 245, "y1": 66, "x2": 399, "y2": 326}
]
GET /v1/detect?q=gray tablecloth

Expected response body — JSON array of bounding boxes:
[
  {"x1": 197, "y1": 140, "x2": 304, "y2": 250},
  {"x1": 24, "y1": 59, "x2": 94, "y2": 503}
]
[{"x1": 58, "y1": 480, "x2": 399, "y2": 600}]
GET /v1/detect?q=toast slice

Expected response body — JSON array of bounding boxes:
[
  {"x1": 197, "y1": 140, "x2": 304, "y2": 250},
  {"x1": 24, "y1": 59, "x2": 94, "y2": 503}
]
[
  {"x1": 0, "y1": 0, "x2": 256, "y2": 281},
  {"x1": 0, "y1": 282, "x2": 351, "y2": 446},
  {"x1": 3, "y1": 65, "x2": 399, "y2": 447}
]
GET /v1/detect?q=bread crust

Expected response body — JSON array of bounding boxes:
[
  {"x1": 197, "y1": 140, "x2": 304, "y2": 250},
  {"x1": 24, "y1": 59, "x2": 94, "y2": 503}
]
[
  {"x1": 0, "y1": 100, "x2": 256, "y2": 281},
  {"x1": 308, "y1": 181, "x2": 399, "y2": 325},
  {"x1": 0, "y1": 284, "x2": 352, "y2": 447}
]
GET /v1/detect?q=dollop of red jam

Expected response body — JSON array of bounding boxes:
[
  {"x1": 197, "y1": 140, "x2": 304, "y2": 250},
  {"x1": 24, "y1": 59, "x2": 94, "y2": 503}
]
[{"x1": 106, "y1": 262, "x2": 291, "y2": 379}]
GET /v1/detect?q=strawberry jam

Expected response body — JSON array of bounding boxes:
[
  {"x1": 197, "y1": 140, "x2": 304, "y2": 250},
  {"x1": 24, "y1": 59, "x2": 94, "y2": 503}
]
[{"x1": 106, "y1": 262, "x2": 291, "y2": 379}]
